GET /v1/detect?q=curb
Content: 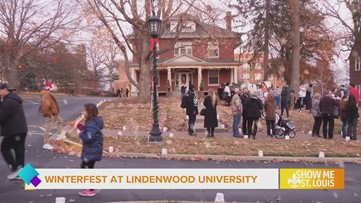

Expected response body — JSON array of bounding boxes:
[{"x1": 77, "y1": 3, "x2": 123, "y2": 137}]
[
  {"x1": 104, "y1": 202, "x2": 217, "y2": 203},
  {"x1": 60, "y1": 138, "x2": 361, "y2": 164}
]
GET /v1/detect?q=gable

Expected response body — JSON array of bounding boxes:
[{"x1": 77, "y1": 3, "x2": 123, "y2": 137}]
[{"x1": 162, "y1": 55, "x2": 207, "y2": 64}]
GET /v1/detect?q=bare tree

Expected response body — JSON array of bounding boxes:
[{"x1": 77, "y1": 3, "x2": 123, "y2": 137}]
[
  {"x1": 0, "y1": 0, "x2": 80, "y2": 89},
  {"x1": 81, "y1": 0, "x2": 200, "y2": 101}
]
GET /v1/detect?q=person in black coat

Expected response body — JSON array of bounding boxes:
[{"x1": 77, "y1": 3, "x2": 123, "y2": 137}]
[
  {"x1": 345, "y1": 94, "x2": 359, "y2": 140},
  {"x1": 240, "y1": 88, "x2": 250, "y2": 136},
  {"x1": 246, "y1": 91, "x2": 263, "y2": 139},
  {"x1": 320, "y1": 90, "x2": 339, "y2": 139},
  {"x1": 203, "y1": 89, "x2": 218, "y2": 137},
  {"x1": 0, "y1": 83, "x2": 28, "y2": 180},
  {"x1": 184, "y1": 84, "x2": 198, "y2": 136}
]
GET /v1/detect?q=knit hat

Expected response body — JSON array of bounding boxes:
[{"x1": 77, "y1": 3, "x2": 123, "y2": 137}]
[{"x1": 0, "y1": 83, "x2": 15, "y2": 91}]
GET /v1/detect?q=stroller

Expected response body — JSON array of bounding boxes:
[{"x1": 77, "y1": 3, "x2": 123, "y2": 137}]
[{"x1": 274, "y1": 113, "x2": 296, "y2": 139}]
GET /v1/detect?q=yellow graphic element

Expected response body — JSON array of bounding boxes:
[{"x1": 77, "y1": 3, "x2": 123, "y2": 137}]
[{"x1": 280, "y1": 168, "x2": 344, "y2": 189}]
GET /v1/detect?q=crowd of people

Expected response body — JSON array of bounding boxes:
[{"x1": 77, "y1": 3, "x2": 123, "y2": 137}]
[{"x1": 181, "y1": 82, "x2": 359, "y2": 141}]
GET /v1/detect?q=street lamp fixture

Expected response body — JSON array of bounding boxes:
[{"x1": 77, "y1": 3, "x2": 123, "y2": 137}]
[{"x1": 148, "y1": 14, "x2": 163, "y2": 142}]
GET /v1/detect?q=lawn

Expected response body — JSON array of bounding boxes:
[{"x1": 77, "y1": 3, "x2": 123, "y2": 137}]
[{"x1": 54, "y1": 97, "x2": 361, "y2": 159}]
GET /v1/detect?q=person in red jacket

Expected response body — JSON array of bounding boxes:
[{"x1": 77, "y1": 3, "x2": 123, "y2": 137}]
[{"x1": 349, "y1": 84, "x2": 359, "y2": 107}]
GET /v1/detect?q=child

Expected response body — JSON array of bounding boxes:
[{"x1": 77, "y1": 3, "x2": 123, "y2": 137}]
[{"x1": 76, "y1": 103, "x2": 104, "y2": 197}]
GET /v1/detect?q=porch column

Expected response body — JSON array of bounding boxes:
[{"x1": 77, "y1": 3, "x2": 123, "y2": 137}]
[
  {"x1": 198, "y1": 67, "x2": 202, "y2": 90},
  {"x1": 234, "y1": 67, "x2": 238, "y2": 84},
  {"x1": 167, "y1": 67, "x2": 172, "y2": 91},
  {"x1": 130, "y1": 68, "x2": 137, "y2": 96}
]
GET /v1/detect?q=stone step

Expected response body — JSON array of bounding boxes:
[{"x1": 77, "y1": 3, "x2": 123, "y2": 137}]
[{"x1": 193, "y1": 122, "x2": 228, "y2": 133}]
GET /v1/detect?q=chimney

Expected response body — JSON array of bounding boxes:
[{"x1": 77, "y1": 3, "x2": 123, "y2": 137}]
[{"x1": 225, "y1": 11, "x2": 232, "y2": 31}]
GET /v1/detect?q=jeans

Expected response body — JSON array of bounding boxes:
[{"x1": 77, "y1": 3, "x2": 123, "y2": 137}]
[
  {"x1": 1, "y1": 133, "x2": 27, "y2": 172},
  {"x1": 44, "y1": 115, "x2": 63, "y2": 144},
  {"x1": 312, "y1": 117, "x2": 322, "y2": 136},
  {"x1": 188, "y1": 114, "x2": 196, "y2": 135},
  {"x1": 233, "y1": 114, "x2": 241, "y2": 136},
  {"x1": 266, "y1": 120, "x2": 275, "y2": 136},
  {"x1": 347, "y1": 118, "x2": 358, "y2": 140},
  {"x1": 341, "y1": 119, "x2": 348, "y2": 138},
  {"x1": 274, "y1": 96, "x2": 281, "y2": 109},
  {"x1": 322, "y1": 113, "x2": 334, "y2": 139},
  {"x1": 247, "y1": 119, "x2": 259, "y2": 138},
  {"x1": 281, "y1": 100, "x2": 289, "y2": 117}
]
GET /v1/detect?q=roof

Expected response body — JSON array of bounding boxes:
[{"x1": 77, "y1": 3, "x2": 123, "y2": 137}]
[
  {"x1": 162, "y1": 13, "x2": 239, "y2": 39},
  {"x1": 127, "y1": 13, "x2": 240, "y2": 41},
  {"x1": 130, "y1": 55, "x2": 239, "y2": 68}
]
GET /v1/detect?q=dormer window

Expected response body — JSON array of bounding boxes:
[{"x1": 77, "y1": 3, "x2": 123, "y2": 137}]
[
  {"x1": 208, "y1": 42, "x2": 219, "y2": 58},
  {"x1": 174, "y1": 42, "x2": 192, "y2": 56},
  {"x1": 170, "y1": 21, "x2": 196, "y2": 32}
]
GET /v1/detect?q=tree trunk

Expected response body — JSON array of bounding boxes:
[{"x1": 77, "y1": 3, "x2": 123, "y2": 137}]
[
  {"x1": 289, "y1": 0, "x2": 300, "y2": 101},
  {"x1": 263, "y1": 0, "x2": 271, "y2": 81},
  {"x1": 3, "y1": 59, "x2": 19, "y2": 91},
  {"x1": 138, "y1": 59, "x2": 151, "y2": 102}
]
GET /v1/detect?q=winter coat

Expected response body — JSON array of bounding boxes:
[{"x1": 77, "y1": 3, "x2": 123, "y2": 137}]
[
  {"x1": 264, "y1": 97, "x2": 277, "y2": 120},
  {"x1": 345, "y1": 95, "x2": 359, "y2": 121},
  {"x1": 80, "y1": 116, "x2": 104, "y2": 161},
  {"x1": 184, "y1": 90, "x2": 198, "y2": 116},
  {"x1": 298, "y1": 85, "x2": 306, "y2": 98},
  {"x1": 312, "y1": 99, "x2": 322, "y2": 117},
  {"x1": 231, "y1": 93, "x2": 242, "y2": 115},
  {"x1": 349, "y1": 87, "x2": 359, "y2": 105},
  {"x1": 246, "y1": 96, "x2": 263, "y2": 119},
  {"x1": 281, "y1": 85, "x2": 291, "y2": 101},
  {"x1": 203, "y1": 95, "x2": 218, "y2": 128},
  {"x1": 339, "y1": 100, "x2": 347, "y2": 121},
  {"x1": 0, "y1": 91, "x2": 28, "y2": 137},
  {"x1": 240, "y1": 94, "x2": 250, "y2": 115},
  {"x1": 40, "y1": 90, "x2": 60, "y2": 117},
  {"x1": 320, "y1": 96, "x2": 338, "y2": 114}
]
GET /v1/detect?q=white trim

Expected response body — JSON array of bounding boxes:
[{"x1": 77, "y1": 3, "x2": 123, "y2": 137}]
[
  {"x1": 355, "y1": 56, "x2": 361, "y2": 71},
  {"x1": 208, "y1": 70, "x2": 219, "y2": 86},
  {"x1": 234, "y1": 67, "x2": 238, "y2": 83}
]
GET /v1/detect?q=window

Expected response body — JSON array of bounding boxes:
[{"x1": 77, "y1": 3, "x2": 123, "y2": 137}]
[
  {"x1": 208, "y1": 70, "x2": 219, "y2": 85},
  {"x1": 242, "y1": 74, "x2": 250, "y2": 80},
  {"x1": 356, "y1": 57, "x2": 361, "y2": 71},
  {"x1": 356, "y1": 85, "x2": 361, "y2": 101},
  {"x1": 208, "y1": 42, "x2": 219, "y2": 58},
  {"x1": 174, "y1": 42, "x2": 192, "y2": 56},
  {"x1": 255, "y1": 63, "x2": 262, "y2": 69},
  {"x1": 255, "y1": 73, "x2": 262, "y2": 80},
  {"x1": 243, "y1": 63, "x2": 250, "y2": 69}
]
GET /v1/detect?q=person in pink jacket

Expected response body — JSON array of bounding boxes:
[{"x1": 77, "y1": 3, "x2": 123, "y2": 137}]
[{"x1": 349, "y1": 84, "x2": 359, "y2": 107}]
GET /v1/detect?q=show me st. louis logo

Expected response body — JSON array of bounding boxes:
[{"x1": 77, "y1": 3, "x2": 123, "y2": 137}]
[
  {"x1": 18, "y1": 163, "x2": 42, "y2": 187},
  {"x1": 287, "y1": 172, "x2": 305, "y2": 189}
]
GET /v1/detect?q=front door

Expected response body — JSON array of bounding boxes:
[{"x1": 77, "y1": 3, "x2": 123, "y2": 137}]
[{"x1": 176, "y1": 73, "x2": 192, "y2": 91}]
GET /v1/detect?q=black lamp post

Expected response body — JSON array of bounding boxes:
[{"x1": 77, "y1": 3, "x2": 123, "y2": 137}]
[{"x1": 148, "y1": 15, "x2": 163, "y2": 142}]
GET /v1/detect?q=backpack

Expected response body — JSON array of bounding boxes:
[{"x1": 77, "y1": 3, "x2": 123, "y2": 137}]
[{"x1": 181, "y1": 94, "x2": 188, "y2": 108}]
